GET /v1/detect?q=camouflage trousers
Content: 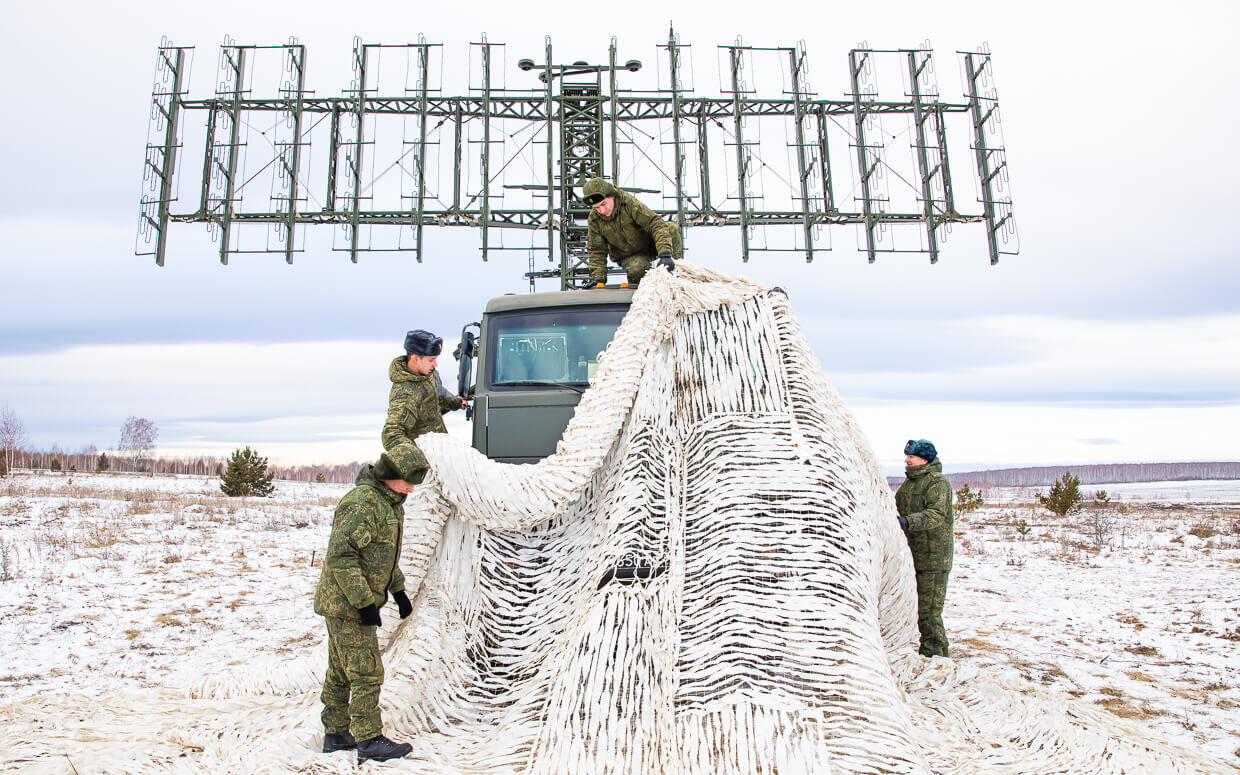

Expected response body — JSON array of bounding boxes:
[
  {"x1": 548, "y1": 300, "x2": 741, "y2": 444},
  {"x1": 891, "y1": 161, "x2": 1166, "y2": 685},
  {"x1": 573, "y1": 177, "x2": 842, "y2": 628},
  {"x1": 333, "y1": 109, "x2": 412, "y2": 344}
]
[
  {"x1": 321, "y1": 615, "x2": 385, "y2": 741},
  {"x1": 619, "y1": 255, "x2": 652, "y2": 285},
  {"x1": 619, "y1": 229, "x2": 683, "y2": 286},
  {"x1": 914, "y1": 570, "x2": 950, "y2": 658}
]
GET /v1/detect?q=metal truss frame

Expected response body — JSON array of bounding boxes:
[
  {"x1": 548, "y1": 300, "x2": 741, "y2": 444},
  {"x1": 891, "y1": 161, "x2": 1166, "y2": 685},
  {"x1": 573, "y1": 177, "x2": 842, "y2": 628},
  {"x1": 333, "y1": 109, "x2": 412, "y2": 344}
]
[{"x1": 138, "y1": 31, "x2": 1017, "y2": 289}]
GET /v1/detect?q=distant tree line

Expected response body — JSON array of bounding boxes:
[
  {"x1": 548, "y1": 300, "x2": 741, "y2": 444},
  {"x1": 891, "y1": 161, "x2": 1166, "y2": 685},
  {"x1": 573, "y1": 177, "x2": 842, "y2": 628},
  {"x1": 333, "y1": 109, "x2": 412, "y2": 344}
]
[
  {"x1": 269, "y1": 461, "x2": 369, "y2": 484},
  {"x1": 3, "y1": 446, "x2": 369, "y2": 484},
  {"x1": 946, "y1": 462, "x2": 1240, "y2": 488},
  {"x1": 0, "y1": 406, "x2": 377, "y2": 483}
]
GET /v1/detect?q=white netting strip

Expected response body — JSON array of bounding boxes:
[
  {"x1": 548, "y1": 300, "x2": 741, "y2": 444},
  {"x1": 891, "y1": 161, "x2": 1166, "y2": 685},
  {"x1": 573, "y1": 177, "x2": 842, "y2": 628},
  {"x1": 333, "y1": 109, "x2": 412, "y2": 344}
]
[{"x1": 0, "y1": 263, "x2": 1231, "y2": 775}]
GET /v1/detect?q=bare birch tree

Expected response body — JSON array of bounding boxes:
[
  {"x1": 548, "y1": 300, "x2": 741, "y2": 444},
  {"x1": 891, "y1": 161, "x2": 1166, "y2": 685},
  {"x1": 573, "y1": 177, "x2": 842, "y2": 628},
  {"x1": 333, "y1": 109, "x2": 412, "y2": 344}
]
[
  {"x1": 1, "y1": 406, "x2": 28, "y2": 474},
  {"x1": 118, "y1": 416, "x2": 159, "y2": 472}
]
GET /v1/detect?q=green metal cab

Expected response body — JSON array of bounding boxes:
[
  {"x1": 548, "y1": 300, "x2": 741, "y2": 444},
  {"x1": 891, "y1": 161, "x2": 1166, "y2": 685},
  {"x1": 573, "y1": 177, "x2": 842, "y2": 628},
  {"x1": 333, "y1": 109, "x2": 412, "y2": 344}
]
[{"x1": 461, "y1": 287, "x2": 635, "y2": 463}]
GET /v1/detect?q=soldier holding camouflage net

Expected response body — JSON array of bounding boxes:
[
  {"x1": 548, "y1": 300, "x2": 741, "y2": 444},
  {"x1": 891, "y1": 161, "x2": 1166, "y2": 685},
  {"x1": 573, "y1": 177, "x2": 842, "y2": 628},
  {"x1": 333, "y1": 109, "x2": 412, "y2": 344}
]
[
  {"x1": 895, "y1": 438, "x2": 954, "y2": 658},
  {"x1": 382, "y1": 329, "x2": 467, "y2": 480},
  {"x1": 582, "y1": 177, "x2": 682, "y2": 287},
  {"x1": 313, "y1": 452, "x2": 422, "y2": 763}
]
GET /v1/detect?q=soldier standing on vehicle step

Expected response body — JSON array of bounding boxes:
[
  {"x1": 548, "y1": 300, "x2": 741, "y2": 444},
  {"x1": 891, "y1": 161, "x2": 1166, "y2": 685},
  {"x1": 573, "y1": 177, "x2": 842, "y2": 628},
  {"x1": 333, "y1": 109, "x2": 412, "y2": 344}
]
[
  {"x1": 382, "y1": 329, "x2": 466, "y2": 480},
  {"x1": 895, "y1": 438, "x2": 954, "y2": 658}
]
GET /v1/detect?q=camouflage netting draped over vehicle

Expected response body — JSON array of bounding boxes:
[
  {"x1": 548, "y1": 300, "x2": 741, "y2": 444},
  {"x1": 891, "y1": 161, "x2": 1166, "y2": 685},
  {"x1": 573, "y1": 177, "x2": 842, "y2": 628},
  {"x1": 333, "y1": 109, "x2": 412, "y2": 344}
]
[{"x1": 0, "y1": 264, "x2": 1230, "y2": 774}]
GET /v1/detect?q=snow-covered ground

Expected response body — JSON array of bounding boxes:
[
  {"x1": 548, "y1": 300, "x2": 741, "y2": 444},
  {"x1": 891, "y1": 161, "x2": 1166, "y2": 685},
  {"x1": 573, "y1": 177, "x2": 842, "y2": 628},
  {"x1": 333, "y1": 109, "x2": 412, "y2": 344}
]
[
  {"x1": 950, "y1": 484, "x2": 1240, "y2": 763},
  {"x1": 1, "y1": 471, "x2": 1238, "y2": 767}
]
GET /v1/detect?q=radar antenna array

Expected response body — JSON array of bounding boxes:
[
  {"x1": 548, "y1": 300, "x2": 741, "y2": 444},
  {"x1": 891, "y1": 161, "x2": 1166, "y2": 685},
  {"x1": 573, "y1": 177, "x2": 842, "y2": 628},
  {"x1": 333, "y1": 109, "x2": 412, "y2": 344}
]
[{"x1": 137, "y1": 29, "x2": 1018, "y2": 289}]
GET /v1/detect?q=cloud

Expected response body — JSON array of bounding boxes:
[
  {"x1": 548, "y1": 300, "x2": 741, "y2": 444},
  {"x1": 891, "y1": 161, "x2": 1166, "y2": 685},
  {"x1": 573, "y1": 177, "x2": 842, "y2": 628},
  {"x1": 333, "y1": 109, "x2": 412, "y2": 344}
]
[
  {"x1": 0, "y1": 339, "x2": 470, "y2": 462},
  {"x1": 4, "y1": 2, "x2": 1240, "y2": 469},
  {"x1": 820, "y1": 314, "x2": 1240, "y2": 406},
  {"x1": 853, "y1": 401, "x2": 1240, "y2": 474}
]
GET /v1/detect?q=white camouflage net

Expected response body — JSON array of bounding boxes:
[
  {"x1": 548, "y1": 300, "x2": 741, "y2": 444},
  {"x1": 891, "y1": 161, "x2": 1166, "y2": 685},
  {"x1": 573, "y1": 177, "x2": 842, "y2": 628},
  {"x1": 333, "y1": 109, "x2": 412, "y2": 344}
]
[{"x1": 0, "y1": 264, "x2": 1231, "y2": 774}]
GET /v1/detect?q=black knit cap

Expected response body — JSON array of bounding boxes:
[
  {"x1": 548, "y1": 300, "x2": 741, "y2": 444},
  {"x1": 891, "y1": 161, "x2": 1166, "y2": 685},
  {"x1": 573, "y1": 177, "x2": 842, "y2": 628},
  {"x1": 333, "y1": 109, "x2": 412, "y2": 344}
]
[{"x1": 404, "y1": 329, "x2": 443, "y2": 356}]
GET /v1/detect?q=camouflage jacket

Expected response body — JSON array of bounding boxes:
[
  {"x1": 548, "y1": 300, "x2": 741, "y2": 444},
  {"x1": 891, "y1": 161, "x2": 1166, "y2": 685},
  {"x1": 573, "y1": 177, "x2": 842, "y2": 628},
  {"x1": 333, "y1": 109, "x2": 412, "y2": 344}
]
[
  {"x1": 587, "y1": 189, "x2": 681, "y2": 282},
  {"x1": 895, "y1": 460, "x2": 954, "y2": 571},
  {"x1": 313, "y1": 465, "x2": 407, "y2": 618},
  {"x1": 381, "y1": 355, "x2": 459, "y2": 482}
]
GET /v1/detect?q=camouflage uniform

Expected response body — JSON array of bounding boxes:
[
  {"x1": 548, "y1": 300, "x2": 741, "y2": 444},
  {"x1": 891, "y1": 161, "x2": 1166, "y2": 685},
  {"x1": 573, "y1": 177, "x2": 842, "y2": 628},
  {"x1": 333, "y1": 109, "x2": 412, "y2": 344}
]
[
  {"x1": 381, "y1": 355, "x2": 459, "y2": 482},
  {"x1": 585, "y1": 182, "x2": 682, "y2": 286},
  {"x1": 895, "y1": 459, "x2": 954, "y2": 657},
  {"x1": 314, "y1": 464, "x2": 408, "y2": 741}
]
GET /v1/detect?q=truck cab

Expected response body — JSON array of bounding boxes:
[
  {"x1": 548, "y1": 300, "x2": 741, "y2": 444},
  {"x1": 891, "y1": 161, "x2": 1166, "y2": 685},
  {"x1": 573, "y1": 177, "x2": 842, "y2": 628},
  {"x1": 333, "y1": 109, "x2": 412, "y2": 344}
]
[{"x1": 463, "y1": 287, "x2": 635, "y2": 463}]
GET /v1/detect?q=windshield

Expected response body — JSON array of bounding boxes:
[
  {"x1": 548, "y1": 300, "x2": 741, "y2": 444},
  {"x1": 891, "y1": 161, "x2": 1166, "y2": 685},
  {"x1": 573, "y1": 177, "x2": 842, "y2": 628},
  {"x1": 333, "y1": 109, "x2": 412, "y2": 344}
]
[{"x1": 487, "y1": 304, "x2": 627, "y2": 389}]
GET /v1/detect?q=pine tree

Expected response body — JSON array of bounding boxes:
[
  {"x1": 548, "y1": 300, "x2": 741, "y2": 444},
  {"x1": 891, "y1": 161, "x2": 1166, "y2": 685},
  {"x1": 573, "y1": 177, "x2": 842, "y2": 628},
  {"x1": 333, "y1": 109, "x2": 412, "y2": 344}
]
[
  {"x1": 954, "y1": 484, "x2": 984, "y2": 514},
  {"x1": 97, "y1": 452, "x2": 110, "y2": 472},
  {"x1": 220, "y1": 446, "x2": 275, "y2": 497},
  {"x1": 0, "y1": 455, "x2": 7, "y2": 477},
  {"x1": 1038, "y1": 470, "x2": 1082, "y2": 516},
  {"x1": 49, "y1": 459, "x2": 62, "y2": 472}
]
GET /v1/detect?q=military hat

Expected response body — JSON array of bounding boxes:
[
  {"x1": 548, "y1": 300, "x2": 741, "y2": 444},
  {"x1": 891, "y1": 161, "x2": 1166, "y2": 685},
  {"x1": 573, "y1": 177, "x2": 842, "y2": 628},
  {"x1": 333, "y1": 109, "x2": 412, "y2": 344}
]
[
  {"x1": 374, "y1": 450, "x2": 428, "y2": 485},
  {"x1": 582, "y1": 177, "x2": 618, "y2": 206},
  {"x1": 404, "y1": 329, "x2": 443, "y2": 356},
  {"x1": 904, "y1": 439, "x2": 938, "y2": 462}
]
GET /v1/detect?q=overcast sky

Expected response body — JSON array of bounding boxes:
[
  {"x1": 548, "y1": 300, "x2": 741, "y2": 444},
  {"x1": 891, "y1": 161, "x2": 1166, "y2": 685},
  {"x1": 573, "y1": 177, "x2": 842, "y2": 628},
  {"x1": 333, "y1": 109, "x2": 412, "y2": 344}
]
[{"x1": 2, "y1": 1, "x2": 1237, "y2": 474}]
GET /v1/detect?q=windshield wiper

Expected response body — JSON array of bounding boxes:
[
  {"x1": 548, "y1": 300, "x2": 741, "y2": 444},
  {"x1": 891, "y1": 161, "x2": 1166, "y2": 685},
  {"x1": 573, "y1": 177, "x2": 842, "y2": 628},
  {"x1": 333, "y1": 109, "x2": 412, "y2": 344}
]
[{"x1": 499, "y1": 380, "x2": 586, "y2": 394}]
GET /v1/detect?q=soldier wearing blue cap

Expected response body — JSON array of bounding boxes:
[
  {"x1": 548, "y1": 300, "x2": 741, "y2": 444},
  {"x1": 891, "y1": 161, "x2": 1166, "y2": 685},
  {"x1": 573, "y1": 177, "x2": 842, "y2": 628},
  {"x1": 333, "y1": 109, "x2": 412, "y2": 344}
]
[
  {"x1": 381, "y1": 330, "x2": 467, "y2": 484},
  {"x1": 895, "y1": 439, "x2": 954, "y2": 658}
]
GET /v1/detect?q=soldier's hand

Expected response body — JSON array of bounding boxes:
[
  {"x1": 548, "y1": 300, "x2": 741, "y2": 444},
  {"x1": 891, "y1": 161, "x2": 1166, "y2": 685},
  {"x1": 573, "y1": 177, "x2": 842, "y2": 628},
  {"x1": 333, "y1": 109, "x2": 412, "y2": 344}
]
[
  {"x1": 393, "y1": 590, "x2": 413, "y2": 619},
  {"x1": 898, "y1": 515, "x2": 909, "y2": 530},
  {"x1": 656, "y1": 251, "x2": 675, "y2": 271},
  {"x1": 358, "y1": 603, "x2": 382, "y2": 627}
]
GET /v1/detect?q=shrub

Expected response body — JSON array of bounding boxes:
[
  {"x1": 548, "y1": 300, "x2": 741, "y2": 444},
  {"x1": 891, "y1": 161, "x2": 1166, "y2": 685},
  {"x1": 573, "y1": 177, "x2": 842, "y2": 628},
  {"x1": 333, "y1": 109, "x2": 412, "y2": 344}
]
[
  {"x1": 1038, "y1": 471, "x2": 1082, "y2": 517},
  {"x1": 955, "y1": 484, "x2": 984, "y2": 514},
  {"x1": 220, "y1": 447, "x2": 275, "y2": 498}
]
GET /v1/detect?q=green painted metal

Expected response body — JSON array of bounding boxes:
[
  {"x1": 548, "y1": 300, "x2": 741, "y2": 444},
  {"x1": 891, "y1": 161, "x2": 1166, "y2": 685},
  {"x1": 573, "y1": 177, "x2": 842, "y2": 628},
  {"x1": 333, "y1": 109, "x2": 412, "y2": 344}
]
[
  {"x1": 139, "y1": 33, "x2": 1017, "y2": 278},
  {"x1": 137, "y1": 44, "x2": 186, "y2": 268},
  {"x1": 964, "y1": 50, "x2": 1015, "y2": 265},
  {"x1": 278, "y1": 41, "x2": 306, "y2": 265}
]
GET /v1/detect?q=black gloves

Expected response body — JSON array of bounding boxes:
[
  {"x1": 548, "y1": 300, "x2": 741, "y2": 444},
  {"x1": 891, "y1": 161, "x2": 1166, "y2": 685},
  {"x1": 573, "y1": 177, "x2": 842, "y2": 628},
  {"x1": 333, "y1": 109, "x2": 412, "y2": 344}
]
[
  {"x1": 359, "y1": 603, "x2": 382, "y2": 627},
  {"x1": 393, "y1": 590, "x2": 413, "y2": 619},
  {"x1": 360, "y1": 594, "x2": 411, "y2": 626},
  {"x1": 898, "y1": 515, "x2": 909, "y2": 531},
  {"x1": 656, "y1": 251, "x2": 675, "y2": 271}
]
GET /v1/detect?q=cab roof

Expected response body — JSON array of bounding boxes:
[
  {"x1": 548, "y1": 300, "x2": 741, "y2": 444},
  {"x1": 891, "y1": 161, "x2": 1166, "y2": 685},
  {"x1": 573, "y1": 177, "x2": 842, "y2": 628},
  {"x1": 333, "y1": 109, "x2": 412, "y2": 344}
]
[{"x1": 484, "y1": 287, "x2": 636, "y2": 314}]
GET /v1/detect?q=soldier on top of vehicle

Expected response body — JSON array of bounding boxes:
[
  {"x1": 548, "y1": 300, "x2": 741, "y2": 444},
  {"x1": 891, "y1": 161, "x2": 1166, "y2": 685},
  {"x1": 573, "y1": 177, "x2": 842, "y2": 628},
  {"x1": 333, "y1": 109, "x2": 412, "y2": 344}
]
[{"x1": 582, "y1": 177, "x2": 682, "y2": 287}]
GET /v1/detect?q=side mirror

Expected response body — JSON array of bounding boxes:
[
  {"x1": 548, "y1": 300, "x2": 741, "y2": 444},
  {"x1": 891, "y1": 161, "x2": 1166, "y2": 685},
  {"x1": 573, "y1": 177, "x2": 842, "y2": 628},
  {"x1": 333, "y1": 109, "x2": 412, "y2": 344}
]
[{"x1": 453, "y1": 322, "x2": 480, "y2": 403}]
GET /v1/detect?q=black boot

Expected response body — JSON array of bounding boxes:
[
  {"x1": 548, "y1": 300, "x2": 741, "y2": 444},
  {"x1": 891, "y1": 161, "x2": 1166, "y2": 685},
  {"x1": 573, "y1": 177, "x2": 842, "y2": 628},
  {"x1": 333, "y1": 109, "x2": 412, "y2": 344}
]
[
  {"x1": 357, "y1": 734, "x2": 412, "y2": 763},
  {"x1": 322, "y1": 731, "x2": 357, "y2": 753}
]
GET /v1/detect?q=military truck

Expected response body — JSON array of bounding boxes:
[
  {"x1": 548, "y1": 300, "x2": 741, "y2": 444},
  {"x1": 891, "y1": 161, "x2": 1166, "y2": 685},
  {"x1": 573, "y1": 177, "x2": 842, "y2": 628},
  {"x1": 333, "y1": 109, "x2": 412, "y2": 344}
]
[{"x1": 454, "y1": 287, "x2": 635, "y2": 463}]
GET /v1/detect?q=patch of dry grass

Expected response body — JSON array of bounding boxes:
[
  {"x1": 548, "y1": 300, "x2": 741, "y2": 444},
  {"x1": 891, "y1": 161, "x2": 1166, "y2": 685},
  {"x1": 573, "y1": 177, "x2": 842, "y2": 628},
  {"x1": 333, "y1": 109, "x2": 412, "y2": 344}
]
[
  {"x1": 1116, "y1": 613, "x2": 1145, "y2": 630},
  {"x1": 1097, "y1": 697, "x2": 1159, "y2": 719},
  {"x1": 1040, "y1": 665, "x2": 1068, "y2": 685}
]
